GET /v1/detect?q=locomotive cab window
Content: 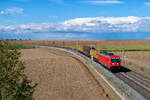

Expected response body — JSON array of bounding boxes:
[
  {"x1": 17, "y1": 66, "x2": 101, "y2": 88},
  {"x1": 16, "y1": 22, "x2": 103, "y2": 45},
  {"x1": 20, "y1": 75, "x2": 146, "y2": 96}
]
[{"x1": 111, "y1": 58, "x2": 120, "y2": 62}]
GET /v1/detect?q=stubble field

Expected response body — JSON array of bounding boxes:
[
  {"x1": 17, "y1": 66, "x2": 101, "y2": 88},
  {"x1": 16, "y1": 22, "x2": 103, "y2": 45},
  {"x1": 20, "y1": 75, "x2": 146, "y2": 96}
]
[{"x1": 20, "y1": 47, "x2": 112, "y2": 100}]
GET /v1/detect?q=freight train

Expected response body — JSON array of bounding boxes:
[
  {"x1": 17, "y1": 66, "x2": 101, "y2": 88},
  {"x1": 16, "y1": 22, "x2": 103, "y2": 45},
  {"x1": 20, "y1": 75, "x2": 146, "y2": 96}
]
[{"x1": 78, "y1": 46, "x2": 121, "y2": 70}]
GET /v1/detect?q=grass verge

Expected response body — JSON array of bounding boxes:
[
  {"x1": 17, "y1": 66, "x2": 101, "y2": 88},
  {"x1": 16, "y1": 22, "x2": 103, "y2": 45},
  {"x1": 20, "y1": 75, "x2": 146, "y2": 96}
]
[
  {"x1": 63, "y1": 44, "x2": 150, "y2": 51},
  {"x1": 4, "y1": 44, "x2": 36, "y2": 50},
  {"x1": 96, "y1": 45, "x2": 150, "y2": 52}
]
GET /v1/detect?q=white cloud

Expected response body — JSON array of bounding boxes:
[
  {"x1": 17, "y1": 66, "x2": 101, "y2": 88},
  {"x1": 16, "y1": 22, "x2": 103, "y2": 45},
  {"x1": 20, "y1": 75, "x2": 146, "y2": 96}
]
[
  {"x1": 144, "y1": 2, "x2": 150, "y2": 6},
  {"x1": 63, "y1": 16, "x2": 140, "y2": 25},
  {"x1": 37, "y1": 33, "x2": 87, "y2": 40},
  {"x1": 61, "y1": 16, "x2": 149, "y2": 32},
  {"x1": 0, "y1": 7, "x2": 24, "y2": 15},
  {"x1": 0, "y1": 11, "x2": 9, "y2": 15},
  {"x1": 87, "y1": 0, "x2": 124, "y2": 4},
  {"x1": 1, "y1": 16, "x2": 150, "y2": 39}
]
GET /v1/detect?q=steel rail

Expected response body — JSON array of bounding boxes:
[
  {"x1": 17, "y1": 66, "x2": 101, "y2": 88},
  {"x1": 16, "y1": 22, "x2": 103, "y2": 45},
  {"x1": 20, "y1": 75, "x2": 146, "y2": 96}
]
[
  {"x1": 126, "y1": 72, "x2": 150, "y2": 87},
  {"x1": 115, "y1": 72, "x2": 150, "y2": 99}
]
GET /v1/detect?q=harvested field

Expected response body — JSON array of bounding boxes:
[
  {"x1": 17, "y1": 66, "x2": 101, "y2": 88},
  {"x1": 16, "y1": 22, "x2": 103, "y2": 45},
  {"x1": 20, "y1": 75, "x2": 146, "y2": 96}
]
[
  {"x1": 20, "y1": 48, "x2": 112, "y2": 100},
  {"x1": 6, "y1": 40, "x2": 150, "y2": 47},
  {"x1": 6, "y1": 40, "x2": 150, "y2": 51},
  {"x1": 115, "y1": 51, "x2": 150, "y2": 76}
]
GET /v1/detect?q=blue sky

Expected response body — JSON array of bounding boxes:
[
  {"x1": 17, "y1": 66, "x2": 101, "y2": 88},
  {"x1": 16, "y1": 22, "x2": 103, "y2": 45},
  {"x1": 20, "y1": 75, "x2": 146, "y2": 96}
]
[{"x1": 1, "y1": 0, "x2": 150, "y2": 40}]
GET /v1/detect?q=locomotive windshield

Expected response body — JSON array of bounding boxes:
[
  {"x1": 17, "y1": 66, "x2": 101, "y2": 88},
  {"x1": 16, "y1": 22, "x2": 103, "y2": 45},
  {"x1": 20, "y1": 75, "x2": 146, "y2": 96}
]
[{"x1": 111, "y1": 58, "x2": 120, "y2": 62}]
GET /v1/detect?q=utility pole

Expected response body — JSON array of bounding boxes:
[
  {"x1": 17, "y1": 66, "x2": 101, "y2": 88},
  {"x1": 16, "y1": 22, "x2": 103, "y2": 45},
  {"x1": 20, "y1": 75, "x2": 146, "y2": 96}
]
[
  {"x1": 62, "y1": 40, "x2": 64, "y2": 48},
  {"x1": 122, "y1": 45, "x2": 126, "y2": 65},
  {"x1": 77, "y1": 40, "x2": 79, "y2": 49}
]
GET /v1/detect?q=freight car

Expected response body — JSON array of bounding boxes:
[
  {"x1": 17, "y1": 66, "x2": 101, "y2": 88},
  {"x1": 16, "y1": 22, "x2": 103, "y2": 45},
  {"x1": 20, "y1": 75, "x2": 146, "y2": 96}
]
[
  {"x1": 78, "y1": 46, "x2": 121, "y2": 70},
  {"x1": 78, "y1": 46, "x2": 95, "y2": 57}
]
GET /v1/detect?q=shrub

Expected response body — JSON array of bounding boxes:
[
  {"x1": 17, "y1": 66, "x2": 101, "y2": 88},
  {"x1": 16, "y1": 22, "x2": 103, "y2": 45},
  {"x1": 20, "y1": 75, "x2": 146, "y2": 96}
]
[
  {"x1": 0, "y1": 41, "x2": 37, "y2": 100},
  {"x1": 140, "y1": 67, "x2": 145, "y2": 71}
]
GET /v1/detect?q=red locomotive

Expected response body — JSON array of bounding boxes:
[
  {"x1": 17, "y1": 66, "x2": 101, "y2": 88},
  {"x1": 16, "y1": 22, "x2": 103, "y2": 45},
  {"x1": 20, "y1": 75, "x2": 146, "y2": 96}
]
[
  {"x1": 98, "y1": 52, "x2": 121, "y2": 70},
  {"x1": 78, "y1": 46, "x2": 121, "y2": 70}
]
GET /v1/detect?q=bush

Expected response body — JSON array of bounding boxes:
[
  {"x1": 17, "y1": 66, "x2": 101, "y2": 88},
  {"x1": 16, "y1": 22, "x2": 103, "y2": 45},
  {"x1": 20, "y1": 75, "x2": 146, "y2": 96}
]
[
  {"x1": 0, "y1": 41, "x2": 37, "y2": 100},
  {"x1": 140, "y1": 67, "x2": 145, "y2": 71}
]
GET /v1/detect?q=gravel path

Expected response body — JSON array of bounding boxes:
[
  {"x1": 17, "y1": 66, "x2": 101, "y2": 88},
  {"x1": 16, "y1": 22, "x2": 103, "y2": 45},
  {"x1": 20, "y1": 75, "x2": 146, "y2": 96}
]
[{"x1": 21, "y1": 48, "x2": 112, "y2": 100}]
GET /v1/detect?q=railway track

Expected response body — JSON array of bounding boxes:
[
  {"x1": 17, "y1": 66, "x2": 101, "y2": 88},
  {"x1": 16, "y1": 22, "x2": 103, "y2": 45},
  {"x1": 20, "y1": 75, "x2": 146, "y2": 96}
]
[
  {"x1": 126, "y1": 71, "x2": 150, "y2": 89},
  {"x1": 99, "y1": 64, "x2": 150, "y2": 99},
  {"x1": 130, "y1": 71, "x2": 150, "y2": 85},
  {"x1": 115, "y1": 72, "x2": 150, "y2": 99}
]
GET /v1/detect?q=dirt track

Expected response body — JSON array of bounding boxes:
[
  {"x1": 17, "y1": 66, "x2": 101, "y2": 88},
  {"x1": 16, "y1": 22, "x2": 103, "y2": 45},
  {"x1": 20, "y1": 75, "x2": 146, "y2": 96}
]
[{"x1": 21, "y1": 48, "x2": 112, "y2": 100}]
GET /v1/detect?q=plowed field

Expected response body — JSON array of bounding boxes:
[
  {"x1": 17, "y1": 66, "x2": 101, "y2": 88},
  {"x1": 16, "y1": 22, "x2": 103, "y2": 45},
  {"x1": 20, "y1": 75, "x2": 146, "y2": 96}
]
[{"x1": 21, "y1": 48, "x2": 112, "y2": 100}]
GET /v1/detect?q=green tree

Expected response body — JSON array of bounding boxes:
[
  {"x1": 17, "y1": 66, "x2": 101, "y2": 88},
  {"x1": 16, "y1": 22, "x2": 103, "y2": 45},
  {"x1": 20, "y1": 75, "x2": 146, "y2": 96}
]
[{"x1": 0, "y1": 41, "x2": 37, "y2": 100}]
